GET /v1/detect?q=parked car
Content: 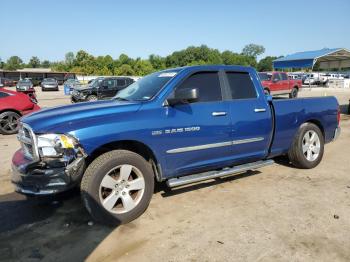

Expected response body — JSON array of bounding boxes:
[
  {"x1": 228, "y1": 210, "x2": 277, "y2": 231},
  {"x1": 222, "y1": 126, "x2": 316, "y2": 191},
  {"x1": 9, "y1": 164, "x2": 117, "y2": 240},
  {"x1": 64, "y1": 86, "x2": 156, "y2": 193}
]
[
  {"x1": 63, "y1": 79, "x2": 81, "y2": 95},
  {"x1": 12, "y1": 65, "x2": 340, "y2": 225},
  {"x1": 0, "y1": 89, "x2": 40, "y2": 135},
  {"x1": 259, "y1": 72, "x2": 302, "y2": 98},
  {"x1": 303, "y1": 73, "x2": 324, "y2": 85},
  {"x1": 0, "y1": 77, "x2": 15, "y2": 87},
  {"x1": 41, "y1": 78, "x2": 59, "y2": 91},
  {"x1": 71, "y1": 77, "x2": 134, "y2": 102},
  {"x1": 16, "y1": 79, "x2": 33, "y2": 91}
]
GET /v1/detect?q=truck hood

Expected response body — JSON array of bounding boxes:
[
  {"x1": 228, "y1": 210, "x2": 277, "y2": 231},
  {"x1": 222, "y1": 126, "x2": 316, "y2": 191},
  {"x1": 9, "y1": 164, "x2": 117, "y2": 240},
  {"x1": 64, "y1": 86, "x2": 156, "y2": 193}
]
[{"x1": 21, "y1": 100, "x2": 142, "y2": 133}]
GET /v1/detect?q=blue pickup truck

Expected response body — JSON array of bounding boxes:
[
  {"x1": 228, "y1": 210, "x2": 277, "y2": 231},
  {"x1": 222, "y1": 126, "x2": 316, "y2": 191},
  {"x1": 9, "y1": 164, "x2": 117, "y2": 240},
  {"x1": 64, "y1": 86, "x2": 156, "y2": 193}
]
[{"x1": 12, "y1": 65, "x2": 340, "y2": 225}]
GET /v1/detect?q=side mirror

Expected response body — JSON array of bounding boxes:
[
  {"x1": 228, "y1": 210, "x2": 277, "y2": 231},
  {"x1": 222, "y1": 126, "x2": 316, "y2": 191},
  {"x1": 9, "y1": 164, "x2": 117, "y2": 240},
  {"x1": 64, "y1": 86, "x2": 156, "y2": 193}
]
[
  {"x1": 167, "y1": 88, "x2": 199, "y2": 106},
  {"x1": 273, "y1": 78, "x2": 279, "y2": 83}
]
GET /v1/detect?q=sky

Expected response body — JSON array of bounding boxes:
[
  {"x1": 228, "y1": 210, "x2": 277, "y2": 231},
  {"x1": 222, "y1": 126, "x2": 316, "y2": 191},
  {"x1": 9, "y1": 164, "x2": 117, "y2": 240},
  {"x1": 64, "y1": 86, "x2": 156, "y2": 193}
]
[{"x1": 1, "y1": 0, "x2": 349, "y2": 62}]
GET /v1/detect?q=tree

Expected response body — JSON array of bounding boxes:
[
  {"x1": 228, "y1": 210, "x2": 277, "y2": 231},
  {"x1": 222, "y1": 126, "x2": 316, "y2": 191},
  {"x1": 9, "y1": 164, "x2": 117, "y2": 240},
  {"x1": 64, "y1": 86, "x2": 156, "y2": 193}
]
[
  {"x1": 28, "y1": 56, "x2": 41, "y2": 68},
  {"x1": 114, "y1": 64, "x2": 135, "y2": 76},
  {"x1": 149, "y1": 54, "x2": 166, "y2": 70},
  {"x1": 41, "y1": 60, "x2": 51, "y2": 68},
  {"x1": 65, "y1": 52, "x2": 75, "y2": 66},
  {"x1": 242, "y1": 44, "x2": 265, "y2": 58},
  {"x1": 5, "y1": 56, "x2": 23, "y2": 70},
  {"x1": 0, "y1": 57, "x2": 4, "y2": 69},
  {"x1": 257, "y1": 56, "x2": 278, "y2": 72},
  {"x1": 132, "y1": 59, "x2": 154, "y2": 76}
]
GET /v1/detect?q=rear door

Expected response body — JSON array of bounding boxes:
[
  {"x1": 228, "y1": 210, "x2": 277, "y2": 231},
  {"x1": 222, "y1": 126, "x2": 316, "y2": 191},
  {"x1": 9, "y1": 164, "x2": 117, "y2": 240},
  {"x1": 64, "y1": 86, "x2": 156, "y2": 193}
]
[
  {"x1": 162, "y1": 71, "x2": 233, "y2": 176},
  {"x1": 224, "y1": 71, "x2": 272, "y2": 162}
]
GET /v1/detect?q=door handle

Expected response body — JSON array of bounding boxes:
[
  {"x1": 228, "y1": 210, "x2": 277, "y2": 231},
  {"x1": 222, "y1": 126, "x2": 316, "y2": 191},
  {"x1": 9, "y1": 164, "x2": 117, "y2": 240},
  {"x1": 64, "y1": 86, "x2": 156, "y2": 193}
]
[
  {"x1": 212, "y1": 111, "x2": 227, "y2": 116},
  {"x1": 254, "y1": 108, "x2": 266, "y2": 113}
]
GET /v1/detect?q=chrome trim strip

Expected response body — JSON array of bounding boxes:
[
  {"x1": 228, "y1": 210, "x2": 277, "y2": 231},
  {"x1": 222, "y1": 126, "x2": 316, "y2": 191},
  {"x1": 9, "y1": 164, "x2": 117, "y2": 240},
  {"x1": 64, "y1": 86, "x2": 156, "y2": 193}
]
[
  {"x1": 232, "y1": 137, "x2": 264, "y2": 145},
  {"x1": 166, "y1": 137, "x2": 264, "y2": 154}
]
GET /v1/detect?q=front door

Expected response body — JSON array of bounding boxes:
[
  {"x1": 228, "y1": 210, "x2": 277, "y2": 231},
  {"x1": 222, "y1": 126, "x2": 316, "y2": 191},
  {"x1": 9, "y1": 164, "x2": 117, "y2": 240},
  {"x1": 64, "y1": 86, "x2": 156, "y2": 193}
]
[{"x1": 161, "y1": 71, "x2": 233, "y2": 177}]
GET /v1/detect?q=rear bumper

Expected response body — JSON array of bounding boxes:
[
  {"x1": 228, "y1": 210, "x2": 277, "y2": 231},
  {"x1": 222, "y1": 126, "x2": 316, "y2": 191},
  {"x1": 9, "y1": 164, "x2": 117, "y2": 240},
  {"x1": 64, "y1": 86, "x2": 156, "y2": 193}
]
[
  {"x1": 332, "y1": 126, "x2": 341, "y2": 141},
  {"x1": 11, "y1": 149, "x2": 85, "y2": 195}
]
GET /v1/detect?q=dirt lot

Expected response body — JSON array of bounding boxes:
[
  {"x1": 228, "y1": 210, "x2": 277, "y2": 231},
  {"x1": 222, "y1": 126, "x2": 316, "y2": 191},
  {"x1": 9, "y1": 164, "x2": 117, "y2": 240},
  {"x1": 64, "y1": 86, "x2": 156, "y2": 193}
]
[{"x1": 0, "y1": 87, "x2": 350, "y2": 261}]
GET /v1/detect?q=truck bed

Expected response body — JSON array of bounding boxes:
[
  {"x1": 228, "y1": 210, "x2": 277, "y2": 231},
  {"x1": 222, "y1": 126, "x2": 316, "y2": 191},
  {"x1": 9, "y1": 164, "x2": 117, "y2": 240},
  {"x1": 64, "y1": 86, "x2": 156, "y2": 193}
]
[{"x1": 269, "y1": 96, "x2": 339, "y2": 157}]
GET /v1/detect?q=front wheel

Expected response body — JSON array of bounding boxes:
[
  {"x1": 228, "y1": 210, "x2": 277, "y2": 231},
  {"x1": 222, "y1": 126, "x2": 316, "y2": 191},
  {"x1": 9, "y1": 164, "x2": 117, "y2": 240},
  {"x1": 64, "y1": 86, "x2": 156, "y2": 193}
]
[
  {"x1": 0, "y1": 111, "x2": 21, "y2": 135},
  {"x1": 288, "y1": 123, "x2": 324, "y2": 169},
  {"x1": 289, "y1": 87, "x2": 298, "y2": 98},
  {"x1": 87, "y1": 95, "x2": 98, "y2": 102},
  {"x1": 81, "y1": 150, "x2": 155, "y2": 225}
]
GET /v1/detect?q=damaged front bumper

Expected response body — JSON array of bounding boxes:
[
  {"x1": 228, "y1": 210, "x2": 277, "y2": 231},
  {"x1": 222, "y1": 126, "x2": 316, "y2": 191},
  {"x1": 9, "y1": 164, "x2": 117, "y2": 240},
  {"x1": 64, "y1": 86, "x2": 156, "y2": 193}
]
[{"x1": 11, "y1": 149, "x2": 85, "y2": 195}]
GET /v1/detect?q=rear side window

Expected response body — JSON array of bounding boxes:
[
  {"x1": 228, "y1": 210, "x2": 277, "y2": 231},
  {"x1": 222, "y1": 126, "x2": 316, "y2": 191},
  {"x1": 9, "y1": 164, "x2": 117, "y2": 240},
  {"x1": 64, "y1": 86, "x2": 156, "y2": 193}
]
[
  {"x1": 177, "y1": 72, "x2": 222, "y2": 102},
  {"x1": 0, "y1": 92, "x2": 9, "y2": 98},
  {"x1": 226, "y1": 72, "x2": 257, "y2": 99}
]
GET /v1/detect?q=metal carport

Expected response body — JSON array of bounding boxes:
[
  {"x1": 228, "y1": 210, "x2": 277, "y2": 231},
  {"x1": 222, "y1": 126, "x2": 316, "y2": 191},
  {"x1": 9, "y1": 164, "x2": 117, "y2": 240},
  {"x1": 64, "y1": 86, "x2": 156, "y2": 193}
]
[{"x1": 273, "y1": 48, "x2": 350, "y2": 70}]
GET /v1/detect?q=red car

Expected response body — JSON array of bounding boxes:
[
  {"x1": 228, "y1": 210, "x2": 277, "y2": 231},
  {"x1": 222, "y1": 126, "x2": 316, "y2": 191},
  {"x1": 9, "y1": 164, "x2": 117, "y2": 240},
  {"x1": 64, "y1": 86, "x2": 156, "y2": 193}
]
[
  {"x1": 258, "y1": 72, "x2": 302, "y2": 98},
  {"x1": 0, "y1": 89, "x2": 40, "y2": 135}
]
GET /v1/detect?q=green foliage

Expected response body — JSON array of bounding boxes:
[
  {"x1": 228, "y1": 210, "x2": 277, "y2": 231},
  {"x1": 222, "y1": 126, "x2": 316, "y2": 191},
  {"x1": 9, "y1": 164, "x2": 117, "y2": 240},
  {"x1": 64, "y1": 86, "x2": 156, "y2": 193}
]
[
  {"x1": 257, "y1": 56, "x2": 278, "y2": 72},
  {"x1": 2, "y1": 44, "x2": 280, "y2": 76},
  {"x1": 65, "y1": 52, "x2": 75, "y2": 66},
  {"x1": 242, "y1": 44, "x2": 265, "y2": 58},
  {"x1": 41, "y1": 60, "x2": 51, "y2": 68},
  {"x1": 4, "y1": 56, "x2": 23, "y2": 70},
  {"x1": 28, "y1": 56, "x2": 40, "y2": 68}
]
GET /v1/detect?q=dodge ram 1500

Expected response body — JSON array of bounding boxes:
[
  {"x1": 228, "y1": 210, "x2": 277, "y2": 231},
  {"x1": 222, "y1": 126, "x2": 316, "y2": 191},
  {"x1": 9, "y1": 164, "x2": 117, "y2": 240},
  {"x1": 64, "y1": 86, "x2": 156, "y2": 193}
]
[{"x1": 12, "y1": 65, "x2": 340, "y2": 225}]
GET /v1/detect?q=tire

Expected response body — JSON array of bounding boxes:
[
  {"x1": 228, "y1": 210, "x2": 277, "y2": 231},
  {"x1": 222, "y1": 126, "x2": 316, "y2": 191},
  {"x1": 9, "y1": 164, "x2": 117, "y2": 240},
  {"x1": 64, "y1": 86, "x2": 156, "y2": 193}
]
[
  {"x1": 81, "y1": 150, "x2": 155, "y2": 226},
  {"x1": 289, "y1": 87, "x2": 298, "y2": 98},
  {"x1": 87, "y1": 95, "x2": 98, "y2": 102},
  {"x1": 0, "y1": 111, "x2": 21, "y2": 135},
  {"x1": 288, "y1": 123, "x2": 324, "y2": 169},
  {"x1": 41, "y1": 87, "x2": 45, "y2": 92}
]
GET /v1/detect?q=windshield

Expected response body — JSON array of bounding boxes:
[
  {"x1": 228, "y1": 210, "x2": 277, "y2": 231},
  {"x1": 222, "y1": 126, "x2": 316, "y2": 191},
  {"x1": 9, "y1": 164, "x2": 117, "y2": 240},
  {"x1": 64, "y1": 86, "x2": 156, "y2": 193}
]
[
  {"x1": 89, "y1": 78, "x2": 104, "y2": 88},
  {"x1": 19, "y1": 80, "x2": 31, "y2": 84},
  {"x1": 43, "y1": 78, "x2": 56, "y2": 83},
  {"x1": 114, "y1": 71, "x2": 179, "y2": 101},
  {"x1": 258, "y1": 73, "x2": 272, "y2": 81}
]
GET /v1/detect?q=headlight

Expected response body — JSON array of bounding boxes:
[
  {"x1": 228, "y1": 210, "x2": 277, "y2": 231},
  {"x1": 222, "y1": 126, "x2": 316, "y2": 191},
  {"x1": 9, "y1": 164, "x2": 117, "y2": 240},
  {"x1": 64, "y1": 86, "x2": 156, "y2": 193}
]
[{"x1": 37, "y1": 134, "x2": 77, "y2": 157}]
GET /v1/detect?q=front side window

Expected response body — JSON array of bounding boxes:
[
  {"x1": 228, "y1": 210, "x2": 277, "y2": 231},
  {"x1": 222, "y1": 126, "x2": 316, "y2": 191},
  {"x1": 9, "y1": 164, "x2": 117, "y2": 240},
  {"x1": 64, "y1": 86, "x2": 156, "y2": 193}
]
[
  {"x1": 117, "y1": 79, "x2": 126, "y2": 87},
  {"x1": 226, "y1": 72, "x2": 257, "y2": 99},
  {"x1": 272, "y1": 73, "x2": 281, "y2": 81},
  {"x1": 103, "y1": 79, "x2": 115, "y2": 89},
  {"x1": 176, "y1": 72, "x2": 222, "y2": 103}
]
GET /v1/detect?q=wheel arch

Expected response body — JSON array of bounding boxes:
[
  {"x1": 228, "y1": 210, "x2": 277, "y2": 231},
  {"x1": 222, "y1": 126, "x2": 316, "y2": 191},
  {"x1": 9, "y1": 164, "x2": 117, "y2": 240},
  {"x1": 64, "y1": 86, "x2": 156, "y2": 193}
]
[
  {"x1": 303, "y1": 119, "x2": 325, "y2": 139},
  {"x1": 86, "y1": 140, "x2": 163, "y2": 181},
  {"x1": 0, "y1": 108, "x2": 22, "y2": 116}
]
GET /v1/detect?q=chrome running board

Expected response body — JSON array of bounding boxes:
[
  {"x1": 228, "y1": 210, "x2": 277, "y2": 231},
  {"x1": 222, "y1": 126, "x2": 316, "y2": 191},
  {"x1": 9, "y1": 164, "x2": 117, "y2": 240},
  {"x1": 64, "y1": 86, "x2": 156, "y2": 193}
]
[{"x1": 166, "y1": 159, "x2": 274, "y2": 188}]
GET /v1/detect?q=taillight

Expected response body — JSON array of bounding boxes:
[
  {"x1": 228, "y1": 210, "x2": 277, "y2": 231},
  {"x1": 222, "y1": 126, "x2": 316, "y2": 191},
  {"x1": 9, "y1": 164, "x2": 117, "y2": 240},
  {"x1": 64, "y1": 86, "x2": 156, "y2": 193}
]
[{"x1": 337, "y1": 106, "x2": 340, "y2": 126}]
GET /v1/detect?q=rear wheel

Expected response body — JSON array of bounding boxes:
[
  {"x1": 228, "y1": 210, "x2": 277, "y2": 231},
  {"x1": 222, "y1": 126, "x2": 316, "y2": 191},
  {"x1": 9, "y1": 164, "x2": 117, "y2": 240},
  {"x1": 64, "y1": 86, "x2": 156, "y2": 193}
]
[
  {"x1": 0, "y1": 111, "x2": 21, "y2": 135},
  {"x1": 81, "y1": 150, "x2": 154, "y2": 225},
  {"x1": 288, "y1": 123, "x2": 324, "y2": 169},
  {"x1": 289, "y1": 87, "x2": 298, "y2": 98}
]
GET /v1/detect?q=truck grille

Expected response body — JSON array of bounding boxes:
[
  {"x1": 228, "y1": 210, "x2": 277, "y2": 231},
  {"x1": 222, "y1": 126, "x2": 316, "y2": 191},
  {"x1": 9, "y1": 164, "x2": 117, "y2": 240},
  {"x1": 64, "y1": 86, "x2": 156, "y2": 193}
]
[{"x1": 17, "y1": 123, "x2": 39, "y2": 160}]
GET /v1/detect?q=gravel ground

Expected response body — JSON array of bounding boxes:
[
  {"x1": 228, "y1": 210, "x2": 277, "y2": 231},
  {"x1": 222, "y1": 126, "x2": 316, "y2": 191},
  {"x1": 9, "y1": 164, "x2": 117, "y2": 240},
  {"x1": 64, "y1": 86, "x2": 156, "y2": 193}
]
[{"x1": 0, "y1": 86, "x2": 349, "y2": 261}]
